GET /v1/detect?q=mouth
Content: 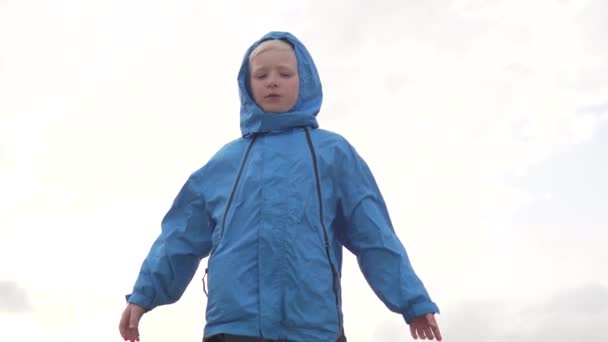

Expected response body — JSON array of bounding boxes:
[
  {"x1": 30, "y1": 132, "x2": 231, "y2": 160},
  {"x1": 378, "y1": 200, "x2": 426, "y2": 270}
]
[{"x1": 265, "y1": 94, "x2": 281, "y2": 99}]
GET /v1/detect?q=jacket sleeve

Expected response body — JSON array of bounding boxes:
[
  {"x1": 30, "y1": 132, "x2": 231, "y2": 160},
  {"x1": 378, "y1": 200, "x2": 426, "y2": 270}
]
[
  {"x1": 126, "y1": 170, "x2": 214, "y2": 311},
  {"x1": 335, "y1": 142, "x2": 439, "y2": 323}
]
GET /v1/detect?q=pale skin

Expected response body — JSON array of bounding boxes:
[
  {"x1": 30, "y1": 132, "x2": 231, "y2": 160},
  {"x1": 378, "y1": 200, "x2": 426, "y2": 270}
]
[
  {"x1": 410, "y1": 313, "x2": 443, "y2": 341},
  {"x1": 118, "y1": 41, "x2": 443, "y2": 342},
  {"x1": 119, "y1": 303, "x2": 145, "y2": 342},
  {"x1": 248, "y1": 40, "x2": 300, "y2": 113}
]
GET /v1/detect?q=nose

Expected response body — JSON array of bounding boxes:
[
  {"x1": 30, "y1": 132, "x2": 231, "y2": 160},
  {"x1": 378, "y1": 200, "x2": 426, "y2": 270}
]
[{"x1": 266, "y1": 73, "x2": 279, "y2": 88}]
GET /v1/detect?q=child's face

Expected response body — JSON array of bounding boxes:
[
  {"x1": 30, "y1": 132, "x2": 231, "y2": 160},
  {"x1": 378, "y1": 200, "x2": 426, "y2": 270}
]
[{"x1": 249, "y1": 45, "x2": 300, "y2": 113}]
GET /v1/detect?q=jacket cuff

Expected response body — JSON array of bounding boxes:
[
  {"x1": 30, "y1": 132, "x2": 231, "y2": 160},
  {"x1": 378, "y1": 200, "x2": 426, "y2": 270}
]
[{"x1": 125, "y1": 292, "x2": 154, "y2": 312}]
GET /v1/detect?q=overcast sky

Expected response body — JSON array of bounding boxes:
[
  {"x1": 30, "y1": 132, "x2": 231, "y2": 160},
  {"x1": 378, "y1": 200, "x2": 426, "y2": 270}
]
[{"x1": 1, "y1": 0, "x2": 607, "y2": 341}]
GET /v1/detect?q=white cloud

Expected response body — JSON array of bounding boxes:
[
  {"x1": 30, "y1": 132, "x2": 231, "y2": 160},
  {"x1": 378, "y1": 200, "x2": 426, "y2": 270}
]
[
  {"x1": 1, "y1": 0, "x2": 607, "y2": 341},
  {"x1": 436, "y1": 283, "x2": 608, "y2": 342}
]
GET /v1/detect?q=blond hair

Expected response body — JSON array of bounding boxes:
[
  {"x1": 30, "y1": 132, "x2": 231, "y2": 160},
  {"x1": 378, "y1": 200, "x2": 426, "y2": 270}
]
[{"x1": 249, "y1": 39, "x2": 294, "y2": 62}]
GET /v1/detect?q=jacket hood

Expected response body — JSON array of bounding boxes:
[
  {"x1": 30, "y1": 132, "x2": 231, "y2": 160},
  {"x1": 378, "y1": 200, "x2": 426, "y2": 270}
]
[{"x1": 238, "y1": 31, "x2": 323, "y2": 136}]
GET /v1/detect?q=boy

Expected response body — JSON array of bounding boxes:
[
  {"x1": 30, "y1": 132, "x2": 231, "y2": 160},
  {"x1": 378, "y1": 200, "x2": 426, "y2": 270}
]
[{"x1": 119, "y1": 31, "x2": 442, "y2": 342}]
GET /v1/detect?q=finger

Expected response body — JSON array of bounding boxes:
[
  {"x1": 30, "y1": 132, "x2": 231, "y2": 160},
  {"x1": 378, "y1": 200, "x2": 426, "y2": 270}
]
[
  {"x1": 426, "y1": 314, "x2": 442, "y2": 341},
  {"x1": 410, "y1": 324, "x2": 418, "y2": 339},
  {"x1": 417, "y1": 326, "x2": 427, "y2": 340},
  {"x1": 431, "y1": 324, "x2": 443, "y2": 341},
  {"x1": 127, "y1": 326, "x2": 140, "y2": 342},
  {"x1": 121, "y1": 325, "x2": 136, "y2": 342},
  {"x1": 126, "y1": 329, "x2": 139, "y2": 342},
  {"x1": 424, "y1": 325, "x2": 434, "y2": 340}
]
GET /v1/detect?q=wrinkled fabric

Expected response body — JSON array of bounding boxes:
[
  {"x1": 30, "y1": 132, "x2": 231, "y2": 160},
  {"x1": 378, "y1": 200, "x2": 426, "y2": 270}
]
[{"x1": 127, "y1": 31, "x2": 439, "y2": 342}]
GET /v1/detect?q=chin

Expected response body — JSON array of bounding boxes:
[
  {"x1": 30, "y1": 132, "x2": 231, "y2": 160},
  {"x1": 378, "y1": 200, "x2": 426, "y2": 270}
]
[{"x1": 264, "y1": 105, "x2": 290, "y2": 113}]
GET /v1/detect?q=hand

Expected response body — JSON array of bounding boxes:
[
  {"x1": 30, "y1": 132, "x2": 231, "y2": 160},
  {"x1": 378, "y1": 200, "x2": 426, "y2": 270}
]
[
  {"x1": 409, "y1": 313, "x2": 442, "y2": 341},
  {"x1": 119, "y1": 303, "x2": 146, "y2": 342}
]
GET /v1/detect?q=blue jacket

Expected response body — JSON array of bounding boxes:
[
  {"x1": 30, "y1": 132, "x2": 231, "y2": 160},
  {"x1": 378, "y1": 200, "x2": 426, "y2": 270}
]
[{"x1": 127, "y1": 31, "x2": 439, "y2": 341}]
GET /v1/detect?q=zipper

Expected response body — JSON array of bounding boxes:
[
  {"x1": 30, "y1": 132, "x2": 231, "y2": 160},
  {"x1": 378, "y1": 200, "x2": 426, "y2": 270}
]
[
  {"x1": 219, "y1": 134, "x2": 258, "y2": 239},
  {"x1": 304, "y1": 127, "x2": 343, "y2": 335},
  {"x1": 203, "y1": 134, "x2": 258, "y2": 297}
]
